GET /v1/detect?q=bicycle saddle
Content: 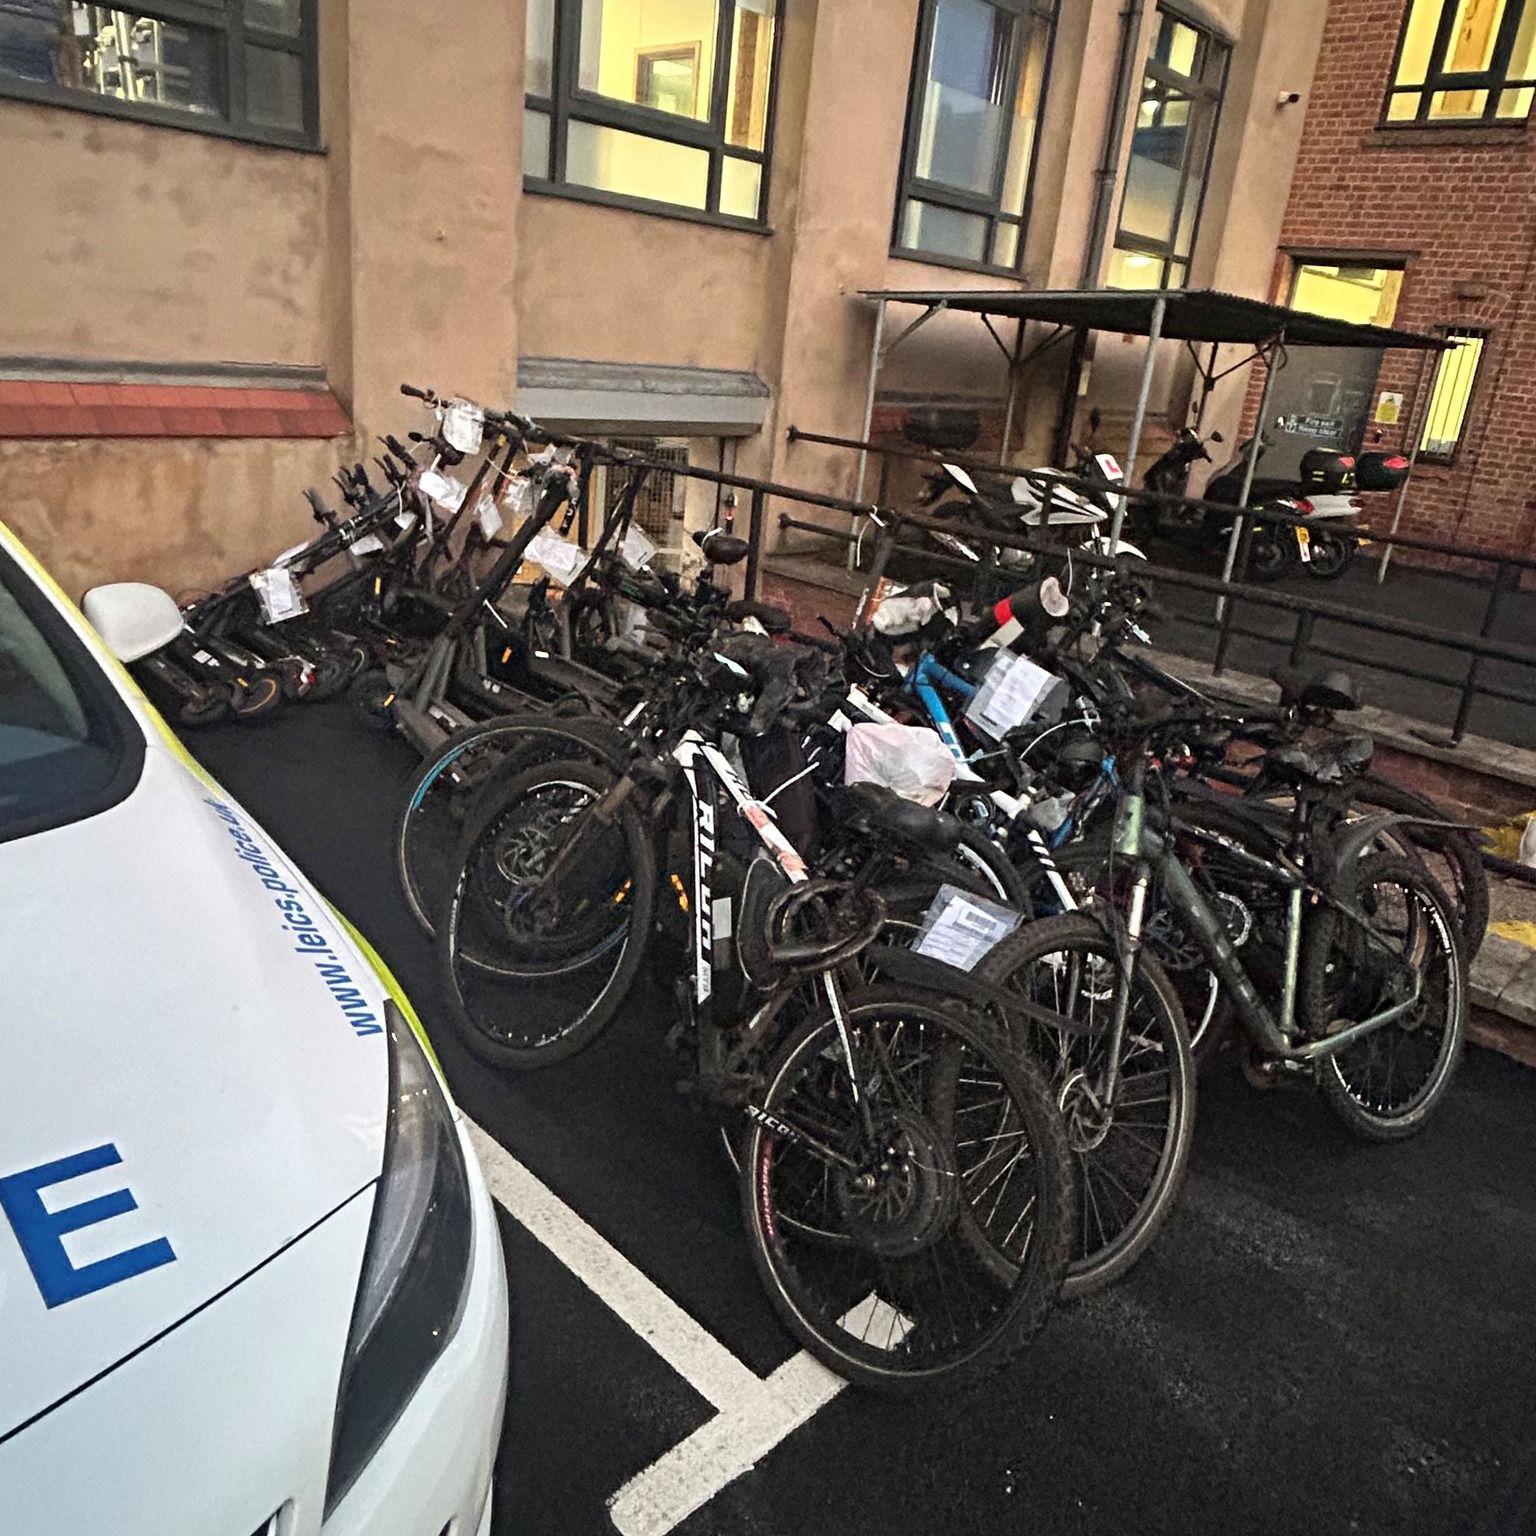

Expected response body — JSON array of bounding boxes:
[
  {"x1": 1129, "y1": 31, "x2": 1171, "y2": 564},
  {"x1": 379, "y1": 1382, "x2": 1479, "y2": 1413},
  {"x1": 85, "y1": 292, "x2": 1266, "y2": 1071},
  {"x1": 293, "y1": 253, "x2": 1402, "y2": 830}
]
[
  {"x1": 724, "y1": 598, "x2": 792, "y2": 635},
  {"x1": 1271, "y1": 666, "x2": 1360, "y2": 713},
  {"x1": 1264, "y1": 732, "x2": 1374, "y2": 788},
  {"x1": 694, "y1": 528, "x2": 750, "y2": 566},
  {"x1": 841, "y1": 782, "x2": 963, "y2": 855}
]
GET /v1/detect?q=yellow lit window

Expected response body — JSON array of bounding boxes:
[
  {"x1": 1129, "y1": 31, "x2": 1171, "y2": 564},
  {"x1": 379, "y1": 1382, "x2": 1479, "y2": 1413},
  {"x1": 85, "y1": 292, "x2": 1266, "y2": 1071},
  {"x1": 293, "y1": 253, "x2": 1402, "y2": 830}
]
[
  {"x1": 1385, "y1": 0, "x2": 1536, "y2": 124},
  {"x1": 1107, "y1": 7, "x2": 1228, "y2": 292},
  {"x1": 1289, "y1": 262, "x2": 1405, "y2": 327},
  {"x1": 1419, "y1": 329, "x2": 1487, "y2": 459},
  {"x1": 525, "y1": 0, "x2": 782, "y2": 223}
]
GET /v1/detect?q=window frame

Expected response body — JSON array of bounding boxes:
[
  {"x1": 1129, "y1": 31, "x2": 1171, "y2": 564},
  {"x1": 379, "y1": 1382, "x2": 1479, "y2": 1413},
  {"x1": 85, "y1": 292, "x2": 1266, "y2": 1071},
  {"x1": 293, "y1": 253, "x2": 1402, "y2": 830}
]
[
  {"x1": 0, "y1": 0, "x2": 320, "y2": 152},
  {"x1": 1382, "y1": 0, "x2": 1536, "y2": 128},
  {"x1": 1418, "y1": 325, "x2": 1490, "y2": 465},
  {"x1": 524, "y1": 0, "x2": 787, "y2": 231},
  {"x1": 890, "y1": 0, "x2": 1058, "y2": 277},
  {"x1": 1107, "y1": 6, "x2": 1230, "y2": 292}
]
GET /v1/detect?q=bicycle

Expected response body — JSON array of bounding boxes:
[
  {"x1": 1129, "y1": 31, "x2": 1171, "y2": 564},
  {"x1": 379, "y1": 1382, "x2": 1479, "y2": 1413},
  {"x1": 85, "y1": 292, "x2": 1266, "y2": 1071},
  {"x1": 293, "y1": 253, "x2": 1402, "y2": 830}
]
[{"x1": 435, "y1": 638, "x2": 1075, "y2": 1390}]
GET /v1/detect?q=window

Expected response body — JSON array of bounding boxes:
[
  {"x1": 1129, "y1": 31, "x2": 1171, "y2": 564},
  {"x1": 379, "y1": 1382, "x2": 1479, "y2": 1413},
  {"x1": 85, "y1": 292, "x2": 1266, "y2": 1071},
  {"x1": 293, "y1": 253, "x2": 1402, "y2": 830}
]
[
  {"x1": 1289, "y1": 261, "x2": 1405, "y2": 327},
  {"x1": 893, "y1": 0, "x2": 1055, "y2": 272},
  {"x1": 0, "y1": 544, "x2": 140, "y2": 844},
  {"x1": 1419, "y1": 327, "x2": 1487, "y2": 460},
  {"x1": 1106, "y1": 8, "x2": 1229, "y2": 291},
  {"x1": 0, "y1": 1, "x2": 316, "y2": 149},
  {"x1": 525, "y1": 0, "x2": 783, "y2": 225},
  {"x1": 1385, "y1": 0, "x2": 1536, "y2": 124}
]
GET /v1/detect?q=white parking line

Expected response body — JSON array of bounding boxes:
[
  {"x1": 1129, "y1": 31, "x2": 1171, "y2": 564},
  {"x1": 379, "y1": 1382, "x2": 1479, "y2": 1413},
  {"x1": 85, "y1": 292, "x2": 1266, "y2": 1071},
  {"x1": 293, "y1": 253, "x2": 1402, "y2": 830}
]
[{"x1": 465, "y1": 1119, "x2": 850, "y2": 1535}]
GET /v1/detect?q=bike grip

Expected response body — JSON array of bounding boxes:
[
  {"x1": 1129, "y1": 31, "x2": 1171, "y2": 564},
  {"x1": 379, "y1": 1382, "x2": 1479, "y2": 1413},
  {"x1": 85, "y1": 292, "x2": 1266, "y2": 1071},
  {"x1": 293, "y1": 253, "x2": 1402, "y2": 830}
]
[{"x1": 400, "y1": 383, "x2": 433, "y2": 401}]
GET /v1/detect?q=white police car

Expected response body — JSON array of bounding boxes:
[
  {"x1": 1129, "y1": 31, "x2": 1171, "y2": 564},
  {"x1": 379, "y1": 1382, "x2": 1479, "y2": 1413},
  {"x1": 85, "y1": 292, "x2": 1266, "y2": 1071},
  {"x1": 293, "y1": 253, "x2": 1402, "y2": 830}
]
[{"x1": 0, "y1": 520, "x2": 509, "y2": 1535}]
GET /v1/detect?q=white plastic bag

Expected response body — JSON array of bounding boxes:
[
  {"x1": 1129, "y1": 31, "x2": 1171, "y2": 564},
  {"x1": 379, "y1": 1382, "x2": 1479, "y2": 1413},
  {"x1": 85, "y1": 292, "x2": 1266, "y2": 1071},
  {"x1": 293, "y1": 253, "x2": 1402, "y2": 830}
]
[
  {"x1": 843, "y1": 722, "x2": 956, "y2": 807},
  {"x1": 871, "y1": 580, "x2": 951, "y2": 636}
]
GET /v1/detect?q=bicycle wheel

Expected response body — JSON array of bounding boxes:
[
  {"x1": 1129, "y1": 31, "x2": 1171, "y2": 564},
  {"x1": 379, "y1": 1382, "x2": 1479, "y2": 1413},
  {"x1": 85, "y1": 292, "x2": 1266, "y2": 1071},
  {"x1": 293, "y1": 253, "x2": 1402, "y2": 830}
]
[
  {"x1": 396, "y1": 713, "x2": 628, "y2": 934},
  {"x1": 1302, "y1": 853, "x2": 1466, "y2": 1141},
  {"x1": 436, "y1": 757, "x2": 657, "y2": 1069},
  {"x1": 1355, "y1": 776, "x2": 1488, "y2": 960},
  {"x1": 978, "y1": 913, "x2": 1195, "y2": 1299},
  {"x1": 740, "y1": 986, "x2": 1073, "y2": 1392}
]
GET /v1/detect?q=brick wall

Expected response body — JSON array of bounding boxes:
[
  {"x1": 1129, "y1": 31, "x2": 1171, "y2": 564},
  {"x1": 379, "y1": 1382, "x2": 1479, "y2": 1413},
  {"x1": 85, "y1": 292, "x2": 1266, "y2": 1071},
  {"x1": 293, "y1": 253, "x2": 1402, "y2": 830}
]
[{"x1": 1270, "y1": 0, "x2": 1536, "y2": 561}]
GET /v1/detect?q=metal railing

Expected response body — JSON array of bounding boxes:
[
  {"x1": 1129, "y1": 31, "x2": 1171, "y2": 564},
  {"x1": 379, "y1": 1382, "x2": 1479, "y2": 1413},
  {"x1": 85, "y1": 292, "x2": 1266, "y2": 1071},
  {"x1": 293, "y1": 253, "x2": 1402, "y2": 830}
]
[{"x1": 776, "y1": 424, "x2": 1536, "y2": 750}]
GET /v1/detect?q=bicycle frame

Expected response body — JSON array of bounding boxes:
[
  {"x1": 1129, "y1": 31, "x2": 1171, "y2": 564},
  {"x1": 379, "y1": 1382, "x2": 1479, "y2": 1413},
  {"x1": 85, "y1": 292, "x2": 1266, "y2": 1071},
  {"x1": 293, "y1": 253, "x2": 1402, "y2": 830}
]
[
  {"x1": 880, "y1": 651, "x2": 1081, "y2": 911},
  {"x1": 1111, "y1": 772, "x2": 1427, "y2": 1066}
]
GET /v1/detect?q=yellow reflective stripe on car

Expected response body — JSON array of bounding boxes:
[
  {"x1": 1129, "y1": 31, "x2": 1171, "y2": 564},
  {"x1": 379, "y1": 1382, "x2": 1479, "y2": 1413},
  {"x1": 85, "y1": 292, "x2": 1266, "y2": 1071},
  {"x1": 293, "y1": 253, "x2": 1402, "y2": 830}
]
[
  {"x1": 329, "y1": 907, "x2": 446, "y2": 1080},
  {"x1": 0, "y1": 518, "x2": 223, "y2": 791}
]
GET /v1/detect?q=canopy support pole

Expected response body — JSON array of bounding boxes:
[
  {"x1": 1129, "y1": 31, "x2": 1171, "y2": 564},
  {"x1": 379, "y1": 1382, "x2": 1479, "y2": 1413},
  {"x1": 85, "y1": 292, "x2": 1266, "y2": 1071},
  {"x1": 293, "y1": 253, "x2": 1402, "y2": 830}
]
[
  {"x1": 1108, "y1": 292, "x2": 1165, "y2": 549},
  {"x1": 854, "y1": 298, "x2": 888, "y2": 507},
  {"x1": 851, "y1": 297, "x2": 889, "y2": 570},
  {"x1": 1376, "y1": 346, "x2": 1434, "y2": 583},
  {"x1": 1215, "y1": 329, "x2": 1284, "y2": 629}
]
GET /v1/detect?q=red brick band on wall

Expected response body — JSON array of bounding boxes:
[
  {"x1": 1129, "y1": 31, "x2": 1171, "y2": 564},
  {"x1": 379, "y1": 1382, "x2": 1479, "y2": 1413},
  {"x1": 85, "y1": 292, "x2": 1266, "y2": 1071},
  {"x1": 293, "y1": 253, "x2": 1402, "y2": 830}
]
[{"x1": 0, "y1": 381, "x2": 351, "y2": 439}]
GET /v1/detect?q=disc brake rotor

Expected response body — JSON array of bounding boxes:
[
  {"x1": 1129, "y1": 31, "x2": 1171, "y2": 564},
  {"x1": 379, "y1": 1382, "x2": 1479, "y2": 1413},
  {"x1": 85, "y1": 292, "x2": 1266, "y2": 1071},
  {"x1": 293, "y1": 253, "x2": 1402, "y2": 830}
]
[{"x1": 834, "y1": 1109, "x2": 958, "y2": 1258}]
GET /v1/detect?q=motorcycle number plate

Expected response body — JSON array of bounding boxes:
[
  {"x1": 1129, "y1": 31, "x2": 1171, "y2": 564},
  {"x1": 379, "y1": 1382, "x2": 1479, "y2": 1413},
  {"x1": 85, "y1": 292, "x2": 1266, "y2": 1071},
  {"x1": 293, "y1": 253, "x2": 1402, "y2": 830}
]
[{"x1": 1295, "y1": 525, "x2": 1312, "y2": 562}]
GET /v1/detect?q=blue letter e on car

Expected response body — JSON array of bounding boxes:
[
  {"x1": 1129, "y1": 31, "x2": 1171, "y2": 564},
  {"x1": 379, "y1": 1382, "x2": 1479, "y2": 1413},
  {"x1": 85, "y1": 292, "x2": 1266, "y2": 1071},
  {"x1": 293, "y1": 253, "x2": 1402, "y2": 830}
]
[{"x1": 0, "y1": 1143, "x2": 175, "y2": 1308}]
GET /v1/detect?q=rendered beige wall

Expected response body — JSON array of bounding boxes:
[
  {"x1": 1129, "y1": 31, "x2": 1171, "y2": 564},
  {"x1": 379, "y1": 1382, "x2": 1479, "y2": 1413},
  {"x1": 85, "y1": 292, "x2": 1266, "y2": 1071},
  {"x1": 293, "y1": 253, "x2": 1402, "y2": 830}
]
[
  {"x1": 0, "y1": 95, "x2": 337, "y2": 595},
  {"x1": 0, "y1": 0, "x2": 526, "y2": 596},
  {"x1": 0, "y1": 99, "x2": 327, "y2": 364},
  {"x1": 0, "y1": 437, "x2": 342, "y2": 599}
]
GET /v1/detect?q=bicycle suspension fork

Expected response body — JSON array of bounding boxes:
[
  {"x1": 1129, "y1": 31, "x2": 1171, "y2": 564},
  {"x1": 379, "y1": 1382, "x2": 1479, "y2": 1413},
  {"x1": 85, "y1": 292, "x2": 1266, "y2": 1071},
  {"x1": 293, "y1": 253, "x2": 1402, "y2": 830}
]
[{"x1": 1102, "y1": 761, "x2": 1157, "y2": 1107}]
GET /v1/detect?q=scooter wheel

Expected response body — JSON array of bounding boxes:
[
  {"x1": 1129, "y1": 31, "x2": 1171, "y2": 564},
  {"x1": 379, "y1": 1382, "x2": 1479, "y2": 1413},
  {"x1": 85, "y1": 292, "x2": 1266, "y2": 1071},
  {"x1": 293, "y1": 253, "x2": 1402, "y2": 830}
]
[
  {"x1": 230, "y1": 672, "x2": 285, "y2": 722},
  {"x1": 177, "y1": 693, "x2": 230, "y2": 727},
  {"x1": 350, "y1": 667, "x2": 398, "y2": 732},
  {"x1": 277, "y1": 657, "x2": 312, "y2": 700},
  {"x1": 1306, "y1": 529, "x2": 1355, "y2": 580},
  {"x1": 300, "y1": 652, "x2": 350, "y2": 702},
  {"x1": 1246, "y1": 531, "x2": 1288, "y2": 584}
]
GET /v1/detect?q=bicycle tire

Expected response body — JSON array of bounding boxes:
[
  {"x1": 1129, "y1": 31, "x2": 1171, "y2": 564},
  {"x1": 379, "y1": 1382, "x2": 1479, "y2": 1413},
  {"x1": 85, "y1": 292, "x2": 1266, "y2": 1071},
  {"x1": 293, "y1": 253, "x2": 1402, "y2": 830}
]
[
  {"x1": 436, "y1": 756, "x2": 658, "y2": 1070},
  {"x1": 1356, "y1": 775, "x2": 1488, "y2": 959},
  {"x1": 1301, "y1": 852, "x2": 1466, "y2": 1142},
  {"x1": 1245, "y1": 774, "x2": 1488, "y2": 961},
  {"x1": 978, "y1": 912, "x2": 1195, "y2": 1299},
  {"x1": 739, "y1": 985, "x2": 1073, "y2": 1393},
  {"x1": 396, "y1": 713, "x2": 629, "y2": 935}
]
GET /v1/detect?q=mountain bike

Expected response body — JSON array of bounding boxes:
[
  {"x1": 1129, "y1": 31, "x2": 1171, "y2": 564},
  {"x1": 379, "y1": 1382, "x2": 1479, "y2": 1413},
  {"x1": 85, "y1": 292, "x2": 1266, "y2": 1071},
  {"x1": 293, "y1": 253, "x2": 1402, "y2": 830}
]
[
  {"x1": 435, "y1": 641, "x2": 1075, "y2": 1391},
  {"x1": 975, "y1": 698, "x2": 1464, "y2": 1299}
]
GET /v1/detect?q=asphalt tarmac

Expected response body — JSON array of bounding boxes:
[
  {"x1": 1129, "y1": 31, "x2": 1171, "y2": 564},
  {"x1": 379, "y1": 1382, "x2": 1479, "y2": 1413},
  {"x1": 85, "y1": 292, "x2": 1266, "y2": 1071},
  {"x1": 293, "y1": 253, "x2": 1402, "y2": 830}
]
[{"x1": 184, "y1": 700, "x2": 1536, "y2": 1536}]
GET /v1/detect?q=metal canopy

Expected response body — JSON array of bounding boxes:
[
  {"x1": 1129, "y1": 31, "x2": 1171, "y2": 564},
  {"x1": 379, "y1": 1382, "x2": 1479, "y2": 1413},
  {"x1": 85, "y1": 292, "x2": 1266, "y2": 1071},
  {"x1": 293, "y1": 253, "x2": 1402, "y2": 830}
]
[{"x1": 859, "y1": 287, "x2": 1447, "y2": 352}]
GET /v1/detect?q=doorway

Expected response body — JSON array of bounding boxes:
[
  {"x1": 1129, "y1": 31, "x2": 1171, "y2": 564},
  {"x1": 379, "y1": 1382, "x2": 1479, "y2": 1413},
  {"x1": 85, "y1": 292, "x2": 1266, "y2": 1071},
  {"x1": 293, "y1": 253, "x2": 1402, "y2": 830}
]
[{"x1": 1265, "y1": 258, "x2": 1406, "y2": 478}]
